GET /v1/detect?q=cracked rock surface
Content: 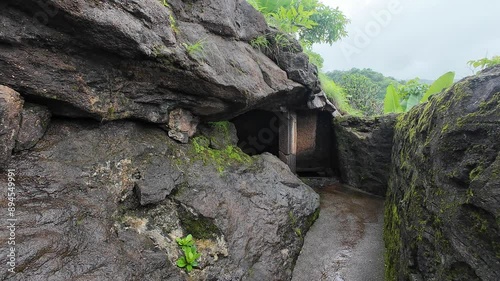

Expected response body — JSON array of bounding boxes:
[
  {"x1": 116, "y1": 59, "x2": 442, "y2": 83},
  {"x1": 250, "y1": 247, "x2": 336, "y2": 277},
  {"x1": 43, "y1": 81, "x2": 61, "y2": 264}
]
[
  {"x1": 0, "y1": 0, "x2": 326, "y2": 124},
  {"x1": 0, "y1": 120, "x2": 319, "y2": 280}
]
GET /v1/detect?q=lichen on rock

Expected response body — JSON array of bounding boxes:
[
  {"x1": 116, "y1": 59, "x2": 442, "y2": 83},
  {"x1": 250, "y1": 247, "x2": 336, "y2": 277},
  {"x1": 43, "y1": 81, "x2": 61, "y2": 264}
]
[
  {"x1": 333, "y1": 114, "x2": 397, "y2": 196},
  {"x1": 384, "y1": 66, "x2": 500, "y2": 281},
  {"x1": 0, "y1": 119, "x2": 319, "y2": 281}
]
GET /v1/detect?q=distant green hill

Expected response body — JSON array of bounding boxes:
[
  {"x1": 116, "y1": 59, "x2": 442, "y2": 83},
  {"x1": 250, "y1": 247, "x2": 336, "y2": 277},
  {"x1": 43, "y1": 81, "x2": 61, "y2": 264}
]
[{"x1": 325, "y1": 68, "x2": 402, "y2": 100}]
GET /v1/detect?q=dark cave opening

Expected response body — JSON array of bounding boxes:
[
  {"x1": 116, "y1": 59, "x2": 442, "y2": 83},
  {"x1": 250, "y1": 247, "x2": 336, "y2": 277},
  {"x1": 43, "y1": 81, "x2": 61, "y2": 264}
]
[
  {"x1": 296, "y1": 110, "x2": 334, "y2": 177},
  {"x1": 231, "y1": 110, "x2": 280, "y2": 157}
]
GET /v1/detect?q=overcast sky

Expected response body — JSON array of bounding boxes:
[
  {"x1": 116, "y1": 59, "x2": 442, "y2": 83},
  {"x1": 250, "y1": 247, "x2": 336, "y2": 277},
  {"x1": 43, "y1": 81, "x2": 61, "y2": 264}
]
[{"x1": 314, "y1": 0, "x2": 500, "y2": 80}]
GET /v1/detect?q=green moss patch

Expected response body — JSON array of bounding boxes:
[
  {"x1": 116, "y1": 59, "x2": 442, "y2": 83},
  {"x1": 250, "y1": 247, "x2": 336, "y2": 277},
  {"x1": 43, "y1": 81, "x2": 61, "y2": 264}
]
[
  {"x1": 191, "y1": 135, "x2": 253, "y2": 175},
  {"x1": 178, "y1": 207, "x2": 221, "y2": 240}
]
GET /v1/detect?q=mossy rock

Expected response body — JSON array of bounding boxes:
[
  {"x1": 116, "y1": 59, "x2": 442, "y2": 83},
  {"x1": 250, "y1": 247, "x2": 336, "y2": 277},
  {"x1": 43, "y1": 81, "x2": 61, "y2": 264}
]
[
  {"x1": 177, "y1": 205, "x2": 222, "y2": 240},
  {"x1": 384, "y1": 66, "x2": 500, "y2": 281}
]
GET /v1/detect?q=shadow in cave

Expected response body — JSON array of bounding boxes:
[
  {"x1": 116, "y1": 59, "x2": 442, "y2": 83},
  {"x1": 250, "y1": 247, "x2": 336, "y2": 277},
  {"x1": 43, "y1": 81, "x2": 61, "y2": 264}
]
[{"x1": 231, "y1": 110, "x2": 279, "y2": 157}]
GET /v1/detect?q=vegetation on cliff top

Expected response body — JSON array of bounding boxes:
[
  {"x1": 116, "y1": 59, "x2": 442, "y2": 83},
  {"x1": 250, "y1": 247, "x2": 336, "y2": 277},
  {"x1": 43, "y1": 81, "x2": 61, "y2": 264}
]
[
  {"x1": 384, "y1": 71, "x2": 455, "y2": 114},
  {"x1": 246, "y1": 0, "x2": 362, "y2": 114}
]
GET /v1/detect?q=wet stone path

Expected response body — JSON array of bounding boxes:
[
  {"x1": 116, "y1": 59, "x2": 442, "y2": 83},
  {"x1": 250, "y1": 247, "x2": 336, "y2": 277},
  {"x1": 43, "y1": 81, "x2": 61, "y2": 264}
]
[{"x1": 292, "y1": 179, "x2": 385, "y2": 281}]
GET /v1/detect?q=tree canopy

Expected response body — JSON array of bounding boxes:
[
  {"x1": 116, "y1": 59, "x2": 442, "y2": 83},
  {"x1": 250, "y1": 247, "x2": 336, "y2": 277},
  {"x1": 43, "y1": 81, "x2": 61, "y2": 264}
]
[
  {"x1": 336, "y1": 73, "x2": 382, "y2": 116},
  {"x1": 326, "y1": 68, "x2": 401, "y2": 100},
  {"x1": 247, "y1": 0, "x2": 349, "y2": 46}
]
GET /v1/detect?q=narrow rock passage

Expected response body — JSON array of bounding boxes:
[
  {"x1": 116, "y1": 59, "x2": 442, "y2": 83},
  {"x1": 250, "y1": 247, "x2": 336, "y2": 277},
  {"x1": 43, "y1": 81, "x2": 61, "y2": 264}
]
[{"x1": 292, "y1": 179, "x2": 385, "y2": 281}]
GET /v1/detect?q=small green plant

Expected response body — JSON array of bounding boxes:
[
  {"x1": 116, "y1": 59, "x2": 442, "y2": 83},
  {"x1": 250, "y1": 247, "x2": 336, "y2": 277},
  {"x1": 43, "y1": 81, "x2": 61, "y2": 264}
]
[
  {"x1": 465, "y1": 187, "x2": 474, "y2": 203},
  {"x1": 175, "y1": 234, "x2": 201, "y2": 273},
  {"x1": 159, "y1": 0, "x2": 170, "y2": 8},
  {"x1": 176, "y1": 234, "x2": 194, "y2": 248},
  {"x1": 250, "y1": 35, "x2": 269, "y2": 51},
  {"x1": 182, "y1": 39, "x2": 206, "y2": 59},
  {"x1": 169, "y1": 14, "x2": 179, "y2": 34},
  {"x1": 294, "y1": 227, "x2": 302, "y2": 238},
  {"x1": 468, "y1": 55, "x2": 500, "y2": 73},
  {"x1": 274, "y1": 33, "x2": 296, "y2": 50},
  {"x1": 176, "y1": 246, "x2": 201, "y2": 272}
]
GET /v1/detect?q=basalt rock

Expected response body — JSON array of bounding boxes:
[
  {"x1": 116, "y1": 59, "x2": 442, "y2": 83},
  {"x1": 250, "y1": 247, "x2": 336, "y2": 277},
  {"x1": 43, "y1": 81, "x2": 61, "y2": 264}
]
[
  {"x1": 198, "y1": 121, "x2": 239, "y2": 150},
  {"x1": 385, "y1": 66, "x2": 500, "y2": 281},
  {"x1": 0, "y1": 85, "x2": 23, "y2": 168},
  {"x1": 0, "y1": 119, "x2": 320, "y2": 281},
  {"x1": 165, "y1": 108, "x2": 199, "y2": 143},
  {"x1": 0, "y1": 0, "x2": 329, "y2": 125},
  {"x1": 333, "y1": 114, "x2": 397, "y2": 196},
  {"x1": 14, "y1": 103, "x2": 51, "y2": 152}
]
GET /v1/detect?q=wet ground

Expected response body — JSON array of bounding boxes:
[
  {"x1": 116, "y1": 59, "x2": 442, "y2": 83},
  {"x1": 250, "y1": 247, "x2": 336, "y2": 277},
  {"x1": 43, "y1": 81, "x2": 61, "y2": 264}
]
[{"x1": 292, "y1": 178, "x2": 385, "y2": 281}]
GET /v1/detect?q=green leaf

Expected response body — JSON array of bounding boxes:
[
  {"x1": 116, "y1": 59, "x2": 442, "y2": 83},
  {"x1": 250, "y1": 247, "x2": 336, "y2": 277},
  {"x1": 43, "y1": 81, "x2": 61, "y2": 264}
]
[
  {"x1": 420, "y1": 71, "x2": 455, "y2": 102},
  {"x1": 186, "y1": 264, "x2": 193, "y2": 272},
  {"x1": 251, "y1": 0, "x2": 294, "y2": 14},
  {"x1": 384, "y1": 84, "x2": 404, "y2": 113},
  {"x1": 184, "y1": 235, "x2": 193, "y2": 246},
  {"x1": 400, "y1": 99, "x2": 407, "y2": 111},
  {"x1": 185, "y1": 250, "x2": 193, "y2": 263},
  {"x1": 406, "y1": 94, "x2": 420, "y2": 111},
  {"x1": 176, "y1": 257, "x2": 187, "y2": 268},
  {"x1": 176, "y1": 234, "x2": 194, "y2": 247},
  {"x1": 195, "y1": 252, "x2": 202, "y2": 259}
]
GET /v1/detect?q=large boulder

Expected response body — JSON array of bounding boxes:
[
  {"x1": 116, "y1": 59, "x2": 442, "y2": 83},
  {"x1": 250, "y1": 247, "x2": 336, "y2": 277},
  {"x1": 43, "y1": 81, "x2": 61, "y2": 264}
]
[
  {"x1": 0, "y1": 119, "x2": 319, "y2": 281},
  {"x1": 333, "y1": 114, "x2": 397, "y2": 196},
  {"x1": 385, "y1": 66, "x2": 500, "y2": 280},
  {"x1": 0, "y1": 0, "x2": 327, "y2": 124}
]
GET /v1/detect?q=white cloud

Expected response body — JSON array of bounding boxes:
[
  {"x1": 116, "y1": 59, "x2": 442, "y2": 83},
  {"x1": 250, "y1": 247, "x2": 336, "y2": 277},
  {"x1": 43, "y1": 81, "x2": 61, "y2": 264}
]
[{"x1": 315, "y1": 0, "x2": 500, "y2": 79}]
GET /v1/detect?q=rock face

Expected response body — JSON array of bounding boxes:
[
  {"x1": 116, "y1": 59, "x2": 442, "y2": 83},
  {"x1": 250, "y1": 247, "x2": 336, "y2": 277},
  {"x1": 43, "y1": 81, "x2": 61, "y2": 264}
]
[
  {"x1": 0, "y1": 86, "x2": 23, "y2": 167},
  {"x1": 0, "y1": 1, "x2": 326, "y2": 279},
  {"x1": 166, "y1": 108, "x2": 199, "y2": 143},
  {"x1": 333, "y1": 114, "x2": 397, "y2": 196},
  {"x1": 385, "y1": 66, "x2": 500, "y2": 281},
  {"x1": 0, "y1": 0, "x2": 326, "y2": 124},
  {"x1": 0, "y1": 120, "x2": 320, "y2": 281},
  {"x1": 14, "y1": 103, "x2": 52, "y2": 152}
]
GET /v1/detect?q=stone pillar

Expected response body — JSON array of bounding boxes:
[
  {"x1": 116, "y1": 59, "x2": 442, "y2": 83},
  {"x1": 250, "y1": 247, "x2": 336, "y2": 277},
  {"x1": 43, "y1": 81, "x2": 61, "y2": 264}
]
[{"x1": 279, "y1": 110, "x2": 297, "y2": 173}]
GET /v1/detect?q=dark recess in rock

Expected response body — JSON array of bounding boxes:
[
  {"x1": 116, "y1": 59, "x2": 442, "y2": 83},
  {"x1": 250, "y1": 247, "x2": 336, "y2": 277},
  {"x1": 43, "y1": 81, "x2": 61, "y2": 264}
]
[{"x1": 332, "y1": 114, "x2": 397, "y2": 196}]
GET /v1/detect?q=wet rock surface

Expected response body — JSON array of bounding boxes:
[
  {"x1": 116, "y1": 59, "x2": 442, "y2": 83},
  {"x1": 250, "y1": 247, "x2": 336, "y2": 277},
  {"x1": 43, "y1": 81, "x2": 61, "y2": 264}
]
[
  {"x1": 0, "y1": 85, "x2": 23, "y2": 167},
  {"x1": 385, "y1": 66, "x2": 500, "y2": 280},
  {"x1": 0, "y1": 120, "x2": 319, "y2": 281},
  {"x1": 0, "y1": 0, "x2": 329, "y2": 124},
  {"x1": 166, "y1": 108, "x2": 199, "y2": 143},
  {"x1": 292, "y1": 178, "x2": 385, "y2": 281},
  {"x1": 333, "y1": 114, "x2": 397, "y2": 196},
  {"x1": 14, "y1": 103, "x2": 51, "y2": 152}
]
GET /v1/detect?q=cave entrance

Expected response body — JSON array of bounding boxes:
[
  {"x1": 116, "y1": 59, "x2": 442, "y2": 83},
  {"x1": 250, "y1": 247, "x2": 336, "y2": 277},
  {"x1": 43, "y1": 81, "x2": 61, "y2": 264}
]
[
  {"x1": 296, "y1": 110, "x2": 333, "y2": 177},
  {"x1": 232, "y1": 110, "x2": 297, "y2": 172},
  {"x1": 232, "y1": 109, "x2": 332, "y2": 176},
  {"x1": 232, "y1": 110, "x2": 280, "y2": 157}
]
